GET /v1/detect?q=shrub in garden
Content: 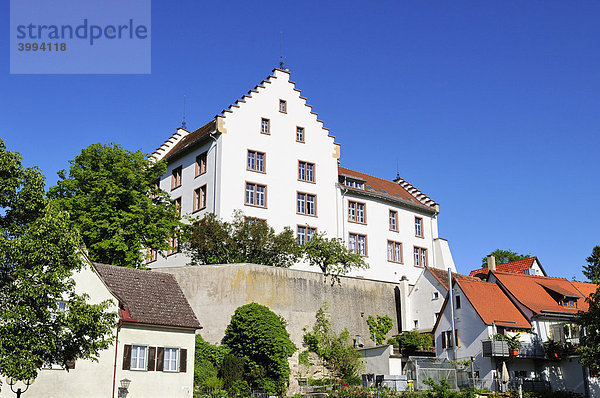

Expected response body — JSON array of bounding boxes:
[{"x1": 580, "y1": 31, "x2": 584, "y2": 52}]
[{"x1": 222, "y1": 302, "x2": 296, "y2": 396}]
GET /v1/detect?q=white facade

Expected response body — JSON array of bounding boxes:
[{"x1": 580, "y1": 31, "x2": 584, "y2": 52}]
[
  {"x1": 404, "y1": 270, "x2": 448, "y2": 332},
  {"x1": 150, "y1": 68, "x2": 455, "y2": 284},
  {"x1": 0, "y1": 264, "x2": 197, "y2": 398}
]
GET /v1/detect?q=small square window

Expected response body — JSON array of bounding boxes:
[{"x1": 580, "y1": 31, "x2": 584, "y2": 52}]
[
  {"x1": 261, "y1": 118, "x2": 270, "y2": 134},
  {"x1": 433, "y1": 291, "x2": 439, "y2": 300},
  {"x1": 296, "y1": 127, "x2": 305, "y2": 143},
  {"x1": 279, "y1": 100, "x2": 287, "y2": 113}
]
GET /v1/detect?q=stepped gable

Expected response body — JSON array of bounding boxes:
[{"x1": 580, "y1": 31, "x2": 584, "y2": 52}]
[
  {"x1": 469, "y1": 257, "x2": 538, "y2": 279},
  {"x1": 491, "y1": 271, "x2": 592, "y2": 314},
  {"x1": 426, "y1": 266, "x2": 480, "y2": 290},
  {"x1": 93, "y1": 262, "x2": 201, "y2": 329},
  {"x1": 217, "y1": 68, "x2": 334, "y2": 138},
  {"x1": 393, "y1": 176, "x2": 438, "y2": 208},
  {"x1": 339, "y1": 166, "x2": 437, "y2": 212}
]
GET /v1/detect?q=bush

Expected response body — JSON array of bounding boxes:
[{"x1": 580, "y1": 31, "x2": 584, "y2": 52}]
[
  {"x1": 194, "y1": 335, "x2": 229, "y2": 395},
  {"x1": 303, "y1": 304, "x2": 363, "y2": 379},
  {"x1": 218, "y1": 354, "x2": 245, "y2": 392},
  {"x1": 392, "y1": 331, "x2": 433, "y2": 355},
  {"x1": 222, "y1": 303, "x2": 296, "y2": 396}
]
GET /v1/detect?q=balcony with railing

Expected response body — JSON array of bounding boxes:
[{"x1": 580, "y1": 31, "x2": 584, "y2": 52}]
[{"x1": 481, "y1": 340, "x2": 545, "y2": 359}]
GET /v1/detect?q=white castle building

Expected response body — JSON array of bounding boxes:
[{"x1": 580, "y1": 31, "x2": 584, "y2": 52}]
[{"x1": 149, "y1": 68, "x2": 455, "y2": 283}]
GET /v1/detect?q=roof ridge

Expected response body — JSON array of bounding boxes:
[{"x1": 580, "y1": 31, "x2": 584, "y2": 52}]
[{"x1": 493, "y1": 270, "x2": 568, "y2": 281}]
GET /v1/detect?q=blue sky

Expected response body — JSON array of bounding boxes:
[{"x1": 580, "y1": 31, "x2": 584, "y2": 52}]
[{"x1": 2, "y1": 1, "x2": 599, "y2": 279}]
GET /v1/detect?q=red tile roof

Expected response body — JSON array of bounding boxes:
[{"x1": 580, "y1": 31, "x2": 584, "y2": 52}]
[
  {"x1": 571, "y1": 281, "x2": 598, "y2": 300},
  {"x1": 338, "y1": 166, "x2": 436, "y2": 211},
  {"x1": 469, "y1": 257, "x2": 537, "y2": 278},
  {"x1": 426, "y1": 266, "x2": 480, "y2": 290},
  {"x1": 457, "y1": 279, "x2": 531, "y2": 328},
  {"x1": 492, "y1": 271, "x2": 595, "y2": 315},
  {"x1": 93, "y1": 263, "x2": 201, "y2": 329}
]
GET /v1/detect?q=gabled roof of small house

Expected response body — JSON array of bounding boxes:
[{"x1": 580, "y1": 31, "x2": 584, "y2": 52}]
[
  {"x1": 93, "y1": 263, "x2": 201, "y2": 330},
  {"x1": 457, "y1": 279, "x2": 531, "y2": 328},
  {"x1": 469, "y1": 257, "x2": 545, "y2": 279},
  {"x1": 338, "y1": 166, "x2": 437, "y2": 212},
  {"x1": 491, "y1": 271, "x2": 595, "y2": 315},
  {"x1": 426, "y1": 267, "x2": 480, "y2": 291}
]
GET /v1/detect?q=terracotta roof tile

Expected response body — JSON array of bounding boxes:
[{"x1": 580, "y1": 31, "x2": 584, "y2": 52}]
[
  {"x1": 427, "y1": 267, "x2": 480, "y2": 290},
  {"x1": 469, "y1": 257, "x2": 537, "y2": 278},
  {"x1": 492, "y1": 271, "x2": 594, "y2": 315},
  {"x1": 93, "y1": 263, "x2": 201, "y2": 329},
  {"x1": 457, "y1": 279, "x2": 531, "y2": 328},
  {"x1": 338, "y1": 166, "x2": 436, "y2": 211}
]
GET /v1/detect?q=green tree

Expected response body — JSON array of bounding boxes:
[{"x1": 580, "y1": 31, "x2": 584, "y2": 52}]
[
  {"x1": 48, "y1": 143, "x2": 181, "y2": 268},
  {"x1": 185, "y1": 212, "x2": 301, "y2": 268},
  {"x1": 194, "y1": 334, "x2": 229, "y2": 395},
  {"x1": 222, "y1": 303, "x2": 296, "y2": 395},
  {"x1": 481, "y1": 249, "x2": 531, "y2": 266},
  {"x1": 389, "y1": 330, "x2": 433, "y2": 355},
  {"x1": 366, "y1": 315, "x2": 393, "y2": 345},
  {"x1": 0, "y1": 139, "x2": 116, "y2": 380},
  {"x1": 303, "y1": 303, "x2": 363, "y2": 379},
  {"x1": 303, "y1": 233, "x2": 368, "y2": 281},
  {"x1": 577, "y1": 246, "x2": 600, "y2": 369}
]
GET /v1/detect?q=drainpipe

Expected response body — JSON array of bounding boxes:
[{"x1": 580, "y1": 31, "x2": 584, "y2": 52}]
[
  {"x1": 430, "y1": 212, "x2": 437, "y2": 267},
  {"x1": 111, "y1": 320, "x2": 121, "y2": 398},
  {"x1": 448, "y1": 269, "x2": 458, "y2": 360},
  {"x1": 340, "y1": 177, "x2": 348, "y2": 241},
  {"x1": 209, "y1": 132, "x2": 218, "y2": 214}
]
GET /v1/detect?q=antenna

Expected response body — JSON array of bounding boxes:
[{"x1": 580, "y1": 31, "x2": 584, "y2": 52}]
[
  {"x1": 182, "y1": 94, "x2": 187, "y2": 130},
  {"x1": 279, "y1": 31, "x2": 286, "y2": 70}
]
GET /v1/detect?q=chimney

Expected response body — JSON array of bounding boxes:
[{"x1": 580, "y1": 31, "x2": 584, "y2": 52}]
[{"x1": 487, "y1": 255, "x2": 496, "y2": 271}]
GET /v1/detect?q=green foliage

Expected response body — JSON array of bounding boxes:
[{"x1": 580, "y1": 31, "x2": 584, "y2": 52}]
[
  {"x1": 391, "y1": 330, "x2": 433, "y2": 355},
  {"x1": 298, "y1": 350, "x2": 313, "y2": 366},
  {"x1": 185, "y1": 212, "x2": 301, "y2": 268},
  {"x1": 194, "y1": 335, "x2": 229, "y2": 395},
  {"x1": 481, "y1": 249, "x2": 531, "y2": 266},
  {"x1": 504, "y1": 334, "x2": 522, "y2": 350},
  {"x1": 222, "y1": 303, "x2": 296, "y2": 395},
  {"x1": 423, "y1": 378, "x2": 459, "y2": 398},
  {"x1": 303, "y1": 303, "x2": 363, "y2": 379},
  {"x1": 366, "y1": 315, "x2": 393, "y2": 345},
  {"x1": 0, "y1": 139, "x2": 116, "y2": 380},
  {"x1": 577, "y1": 246, "x2": 600, "y2": 368},
  {"x1": 302, "y1": 233, "x2": 368, "y2": 280},
  {"x1": 48, "y1": 143, "x2": 181, "y2": 268},
  {"x1": 218, "y1": 354, "x2": 245, "y2": 391}
]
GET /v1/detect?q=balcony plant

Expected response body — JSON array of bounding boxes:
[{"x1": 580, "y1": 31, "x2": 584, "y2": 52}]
[
  {"x1": 543, "y1": 339, "x2": 563, "y2": 360},
  {"x1": 505, "y1": 334, "x2": 522, "y2": 356}
]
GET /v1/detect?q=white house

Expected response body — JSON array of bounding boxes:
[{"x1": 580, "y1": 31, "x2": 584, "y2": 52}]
[
  {"x1": 148, "y1": 68, "x2": 455, "y2": 284},
  {"x1": 433, "y1": 271, "x2": 599, "y2": 396},
  {"x1": 404, "y1": 267, "x2": 479, "y2": 333},
  {"x1": 1, "y1": 263, "x2": 201, "y2": 398}
]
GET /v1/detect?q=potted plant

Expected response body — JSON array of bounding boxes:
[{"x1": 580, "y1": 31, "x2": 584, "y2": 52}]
[
  {"x1": 543, "y1": 339, "x2": 563, "y2": 360},
  {"x1": 505, "y1": 334, "x2": 522, "y2": 356}
]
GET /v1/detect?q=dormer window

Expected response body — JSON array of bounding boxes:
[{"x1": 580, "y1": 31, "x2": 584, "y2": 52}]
[
  {"x1": 560, "y1": 298, "x2": 577, "y2": 308},
  {"x1": 343, "y1": 179, "x2": 364, "y2": 190}
]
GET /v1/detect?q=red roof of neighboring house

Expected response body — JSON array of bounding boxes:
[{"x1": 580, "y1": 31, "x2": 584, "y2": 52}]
[
  {"x1": 469, "y1": 257, "x2": 538, "y2": 278},
  {"x1": 338, "y1": 166, "x2": 436, "y2": 211},
  {"x1": 491, "y1": 271, "x2": 596, "y2": 315},
  {"x1": 457, "y1": 279, "x2": 531, "y2": 329},
  {"x1": 426, "y1": 267, "x2": 480, "y2": 290},
  {"x1": 571, "y1": 281, "x2": 599, "y2": 304}
]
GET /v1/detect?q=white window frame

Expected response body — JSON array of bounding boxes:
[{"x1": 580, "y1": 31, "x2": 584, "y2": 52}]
[
  {"x1": 163, "y1": 347, "x2": 179, "y2": 372},
  {"x1": 130, "y1": 344, "x2": 148, "y2": 371}
]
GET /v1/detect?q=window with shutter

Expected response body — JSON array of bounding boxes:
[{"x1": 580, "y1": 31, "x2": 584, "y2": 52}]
[
  {"x1": 441, "y1": 333, "x2": 446, "y2": 349},
  {"x1": 148, "y1": 347, "x2": 156, "y2": 371},
  {"x1": 122, "y1": 345, "x2": 132, "y2": 370},
  {"x1": 156, "y1": 347, "x2": 164, "y2": 371},
  {"x1": 179, "y1": 349, "x2": 187, "y2": 373}
]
